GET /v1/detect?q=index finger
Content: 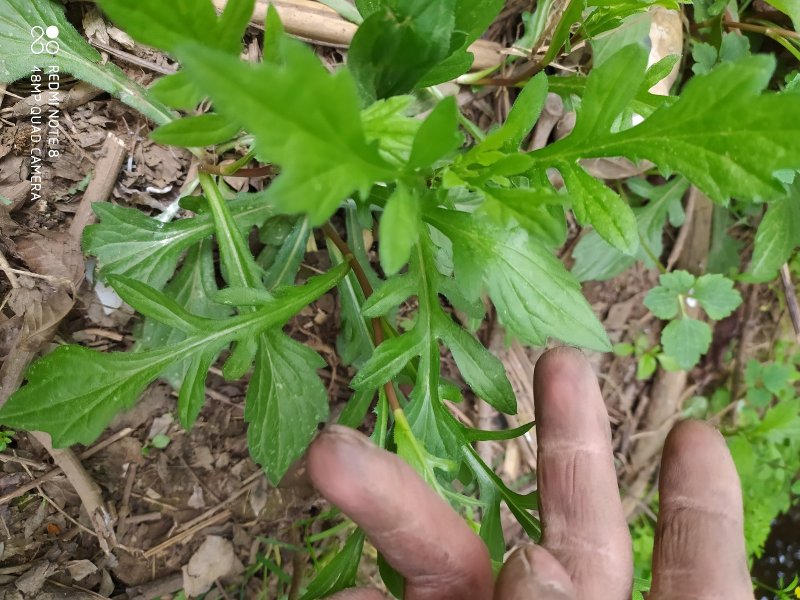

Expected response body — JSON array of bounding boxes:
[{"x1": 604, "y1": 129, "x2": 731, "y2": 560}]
[
  {"x1": 308, "y1": 425, "x2": 493, "y2": 600},
  {"x1": 534, "y1": 347, "x2": 632, "y2": 599}
]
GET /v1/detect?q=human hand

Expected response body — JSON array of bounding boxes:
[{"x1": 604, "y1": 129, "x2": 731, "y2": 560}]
[{"x1": 308, "y1": 347, "x2": 753, "y2": 599}]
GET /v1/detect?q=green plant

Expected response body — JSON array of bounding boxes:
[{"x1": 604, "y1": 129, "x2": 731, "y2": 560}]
[
  {"x1": 0, "y1": 429, "x2": 14, "y2": 452},
  {"x1": 631, "y1": 340, "x2": 800, "y2": 588},
  {"x1": 643, "y1": 270, "x2": 742, "y2": 370},
  {"x1": 613, "y1": 333, "x2": 679, "y2": 380},
  {"x1": 2, "y1": 0, "x2": 800, "y2": 596},
  {"x1": 755, "y1": 575, "x2": 800, "y2": 600}
]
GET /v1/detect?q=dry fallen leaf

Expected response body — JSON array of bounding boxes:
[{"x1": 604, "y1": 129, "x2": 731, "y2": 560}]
[
  {"x1": 182, "y1": 535, "x2": 238, "y2": 597},
  {"x1": 16, "y1": 230, "x2": 84, "y2": 285},
  {"x1": 66, "y1": 559, "x2": 98, "y2": 582},
  {"x1": 82, "y1": 7, "x2": 110, "y2": 46},
  {"x1": 0, "y1": 282, "x2": 73, "y2": 402}
]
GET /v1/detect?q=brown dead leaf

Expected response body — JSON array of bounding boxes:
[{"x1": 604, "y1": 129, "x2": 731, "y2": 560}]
[
  {"x1": 82, "y1": 8, "x2": 110, "y2": 45},
  {"x1": 181, "y1": 535, "x2": 238, "y2": 597},
  {"x1": 0, "y1": 283, "x2": 73, "y2": 403},
  {"x1": 7, "y1": 284, "x2": 73, "y2": 352},
  {"x1": 66, "y1": 559, "x2": 98, "y2": 582},
  {"x1": 15, "y1": 230, "x2": 84, "y2": 285},
  {"x1": 0, "y1": 181, "x2": 31, "y2": 212}
]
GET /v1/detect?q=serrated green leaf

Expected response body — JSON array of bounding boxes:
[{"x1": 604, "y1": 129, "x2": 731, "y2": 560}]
[
  {"x1": 436, "y1": 316, "x2": 515, "y2": 413},
  {"x1": 96, "y1": 0, "x2": 253, "y2": 55},
  {"x1": 379, "y1": 185, "x2": 421, "y2": 275},
  {"x1": 426, "y1": 208, "x2": 610, "y2": 351},
  {"x1": 693, "y1": 273, "x2": 742, "y2": 320},
  {"x1": 482, "y1": 73, "x2": 548, "y2": 152},
  {"x1": 643, "y1": 286, "x2": 681, "y2": 320},
  {"x1": 408, "y1": 97, "x2": 462, "y2": 169},
  {"x1": 362, "y1": 274, "x2": 416, "y2": 318},
  {"x1": 348, "y1": 0, "x2": 456, "y2": 101},
  {"x1": 362, "y1": 96, "x2": 421, "y2": 166},
  {"x1": 0, "y1": 264, "x2": 348, "y2": 447},
  {"x1": 479, "y1": 186, "x2": 567, "y2": 247},
  {"x1": 749, "y1": 190, "x2": 800, "y2": 281},
  {"x1": 691, "y1": 42, "x2": 718, "y2": 76},
  {"x1": 0, "y1": 346, "x2": 176, "y2": 447},
  {"x1": 561, "y1": 164, "x2": 638, "y2": 255},
  {"x1": 0, "y1": 0, "x2": 173, "y2": 124},
  {"x1": 572, "y1": 177, "x2": 688, "y2": 281},
  {"x1": 299, "y1": 529, "x2": 364, "y2": 600},
  {"x1": 178, "y1": 348, "x2": 219, "y2": 428},
  {"x1": 136, "y1": 241, "x2": 231, "y2": 389},
  {"x1": 661, "y1": 317, "x2": 712, "y2": 370},
  {"x1": 150, "y1": 113, "x2": 240, "y2": 147},
  {"x1": 149, "y1": 71, "x2": 204, "y2": 110},
  {"x1": 644, "y1": 270, "x2": 697, "y2": 319},
  {"x1": 761, "y1": 363, "x2": 793, "y2": 396},
  {"x1": 247, "y1": 331, "x2": 329, "y2": 484},
  {"x1": 351, "y1": 331, "x2": 423, "y2": 390},
  {"x1": 84, "y1": 195, "x2": 275, "y2": 289},
  {"x1": 178, "y1": 35, "x2": 394, "y2": 224},
  {"x1": 532, "y1": 50, "x2": 800, "y2": 202}
]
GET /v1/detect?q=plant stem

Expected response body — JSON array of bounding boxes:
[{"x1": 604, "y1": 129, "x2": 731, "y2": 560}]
[
  {"x1": 200, "y1": 163, "x2": 274, "y2": 178},
  {"x1": 638, "y1": 234, "x2": 667, "y2": 274},
  {"x1": 723, "y1": 19, "x2": 800, "y2": 40},
  {"x1": 428, "y1": 86, "x2": 486, "y2": 141},
  {"x1": 321, "y1": 223, "x2": 402, "y2": 412},
  {"x1": 222, "y1": 147, "x2": 259, "y2": 175}
]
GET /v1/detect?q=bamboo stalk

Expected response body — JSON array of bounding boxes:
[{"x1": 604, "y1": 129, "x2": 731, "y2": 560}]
[{"x1": 212, "y1": 0, "x2": 504, "y2": 71}]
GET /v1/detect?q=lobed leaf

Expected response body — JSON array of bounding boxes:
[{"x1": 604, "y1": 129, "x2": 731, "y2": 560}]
[
  {"x1": 348, "y1": 0, "x2": 456, "y2": 101},
  {"x1": 84, "y1": 195, "x2": 275, "y2": 289},
  {"x1": 178, "y1": 33, "x2": 394, "y2": 224},
  {"x1": 407, "y1": 97, "x2": 463, "y2": 169},
  {"x1": 661, "y1": 318, "x2": 712, "y2": 370},
  {"x1": 749, "y1": 188, "x2": 800, "y2": 281},
  {"x1": 561, "y1": 164, "x2": 638, "y2": 255},
  {"x1": 0, "y1": 265, "x2": 349, "y2": 447},
  {"x1": 692, "y1": 274, "x2": 742, "y2": 320},
  {"x1": 247, "y1": 331, "x2": 329, "y2": 484},
  {"x1": 426, "y1": 208, "x2": 610, "y2": 351}
]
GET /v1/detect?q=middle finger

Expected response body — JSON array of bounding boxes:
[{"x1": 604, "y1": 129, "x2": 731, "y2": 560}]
[{"x1": 533, "y1": 347, "x2": 632, "y2": 598}]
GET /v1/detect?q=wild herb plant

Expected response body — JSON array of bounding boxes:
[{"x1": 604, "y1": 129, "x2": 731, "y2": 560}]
[{"x1": 1, "y1": 0, "x2": 800, "y2": 596}]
